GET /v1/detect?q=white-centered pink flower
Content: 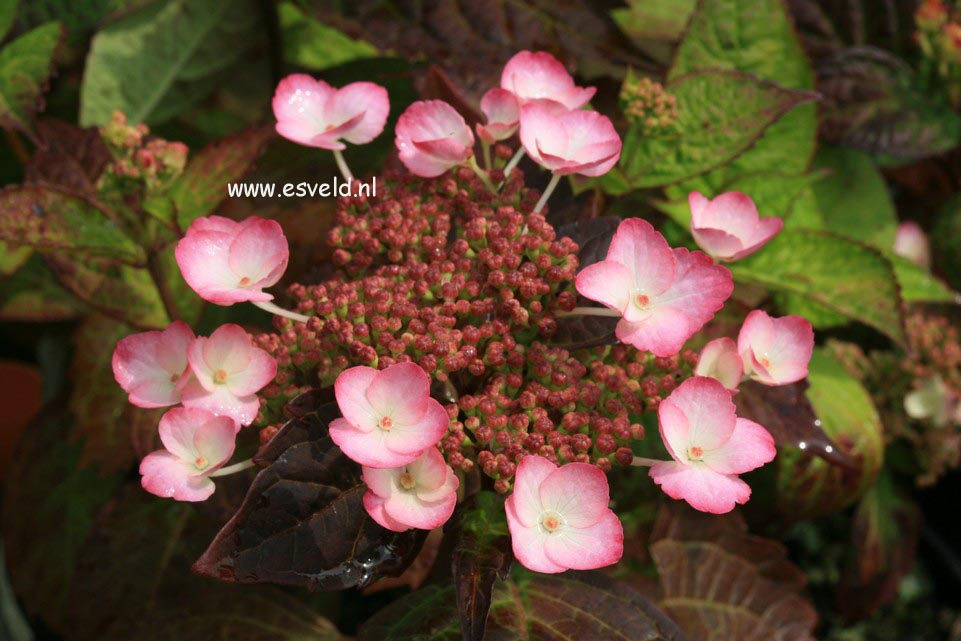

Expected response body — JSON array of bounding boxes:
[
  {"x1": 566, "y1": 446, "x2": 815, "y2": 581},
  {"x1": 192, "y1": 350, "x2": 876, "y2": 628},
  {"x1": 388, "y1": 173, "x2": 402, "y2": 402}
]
[
  {"x1": 505, "y1": 455, "x2": 623, "y2": 574},
  {"x1": 575, "y1": 218, "x2": 734, "y2": 357},
  {"x1": 893, "y1": 221, "x2": 931, "y2": 269},
  {"x1": 139, "y1": 407, "x2": 236, "y2": 502},
  {"x1": 329, "y1": 363, "x2": 450, "y2": 468},
  {"x1": 272, "y1": 74, "x2": 389, "y2": 150},
  {"x1": 181, "y1": 324, "x2": 277, "y2": 428},
  {"x1": 395, "y1": 100, "x2": 475, "y2": 178},
  {"x1": 175, "y1": 216, "x2": 289, "y2": 306},
  {"x1": 476, "y1": 88, "x2": 520, "y2": 144},
  {"x1": 688, "y1": 191, "x2": 783, "y2": 262},
  {"x1": 500, "y1": 50, "x2": 596, "y2": 110},
  {"x1": 112, "y1": 321, "x2": 194, "y2": 408},
  {"x1": 362, "y1": 448, "x2": 459, "y2": 532},
  {"x1": 649, "y1": 377, "x2": 776, "y2": 514},
  {"x1": 694, "y1": 337, "x2": 744, "y2": 391},
  {"x1": 519, "y1": 102, "x2": 621, "y2": 177},
  {"x1": 737, "y1": 310, "x2": 814, "y2": 386}
]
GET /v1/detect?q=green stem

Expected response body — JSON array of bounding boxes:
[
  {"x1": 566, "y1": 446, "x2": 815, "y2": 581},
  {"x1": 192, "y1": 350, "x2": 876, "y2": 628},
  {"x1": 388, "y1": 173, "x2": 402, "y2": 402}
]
[
  {"x1": 533, "y1": 173, "x2": 561, "y2": 213},
  {"x1": 503, "y1": 147, "x2": 525, "y2": 178},
  {"x1": 146, "y1": 252, "x2": 182, "y2": 322},
  {"x1": 467, "y1": 156, "x2": 497, "y2": 193},
  {"x1": 554, "y1": 306, "x2": 622, "y2": 319},
  {"x1": 209, "y1": 459, "x2": 256, "y2": 477},
  {"x1": 253, "y1": 300, "x2": 311, "y2": 323},
  {"x1": 482, "y1": 141, "x2": 492, "y2": 170}
]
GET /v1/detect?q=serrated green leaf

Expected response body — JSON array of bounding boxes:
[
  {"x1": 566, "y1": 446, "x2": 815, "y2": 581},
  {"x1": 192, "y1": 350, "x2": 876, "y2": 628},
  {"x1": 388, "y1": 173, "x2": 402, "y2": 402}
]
[
  {"x1": 0, "y1": 21, "x2": 61, "y2": 134},
  {"x1": 731, "y1": 229, "x2": 906, "y2": 345},
  {"x1": 618, "y1": 70, "x2": 815, "y2": 188},
  {"x1": 0, "y1": 185, "x2": 145, "y2": 264},
  {"x1": 812, "y1": 146, "x2": 897, "y2": 248},
  {"x1": 80, "y1": 0, "x2": 259, "y2": 126},
  {"x1": 775, "y1": 348, "x2": 884, "y2": 518}
]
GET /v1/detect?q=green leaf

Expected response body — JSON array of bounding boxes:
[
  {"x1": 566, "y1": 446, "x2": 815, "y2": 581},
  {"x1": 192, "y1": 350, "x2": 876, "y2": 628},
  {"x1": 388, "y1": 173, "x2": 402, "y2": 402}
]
[
  {"x1": 0, "y1": 185, "x2": 146, "y2": 264},
  {"x1": 888, "y1": 253, "x2": 958, "y2": 304},
  {"x1": 669, "y1": 0, "x2": 817, "y2": 186},
  {"x1": 0, "y1": 0, "x2": 16, "y2": 40},
  {"x1": 1, "y1": 404, "x2": 124, "y2": 632},
  {"x1": 167, "y1": 125, "x2": 272, "y2": 229},
  {"x1": 617, "y1": 70, "x2": 816, "y2": 188},
  {"x1": 279, "y1": 1, "x2": 377, "y2": 70},
  {"x1": 0, "y1": 21, "x2": 62, "y2": 135},
  {"x1": 731, "y1": 229, "x2": 906, "y2": 345},
  {"x1": 79, "y1": 0, "x2": 260, "y2": 126},
  {"x1": 610, "y1": 0, "x2": 696, "y2": 65},
  {"x1": 360, "y1": 572, "x2": 690, "y2": 641},
  {"x1": 811, "y1": 147, "x2": 897, "y2": 248},
  {"x1": 0, "y1": 253, "x2": 84, "y2": 321},
  {"x1": 0, "y1": 239, "x2": 30, "y2": 275},
  {"x1": 774, "y1": 348, "x2": 885, "y2": 518}
]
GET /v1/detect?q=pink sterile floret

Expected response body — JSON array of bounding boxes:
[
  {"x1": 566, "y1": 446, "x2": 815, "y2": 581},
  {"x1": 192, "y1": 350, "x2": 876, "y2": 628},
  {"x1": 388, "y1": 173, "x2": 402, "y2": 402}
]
[
  {"x1": 694, "y1": 337, "x2": 744, "y2": 391},
  {"x1": 140, "y1": 407, "x2": 236, "y2": 502},
  {"x1": 689, "y1": 191, "x2": 783, "y2": 262},
  {"x1": 519, "y1": 102, "x2": 621, "y2": 177},
  {"x1": 649, "y1": 377, "x2": 776, "y2": 514},
  {"x1": 362, "y1": 447, "x2": 459, "y2": 532},
  {"x1": 272, "y1": 74, "x2": 389, "y2": 150},
  {"x1": 575, "y1": 218, "x2": 734, "y2": 357},
  {"x1": 893, "y1": 221, "x2": 931, "y2": 269},
  {"x1": 181, "y1": 324, "x2": 277, "y2": 428},
  {"x1": 476, "y1": 88, "x2": 520, "y2": 144},
  {"x1": 737, "y1": 310, "x2": 814, "y2": 386},
  {"x1": 329, "y1": 362, "x2": 450, "y2": 468},
  {"x1": 505, "y1": 455, "x2": 623, "y2": 574},
  {"x1": 112, "y1": 320, "x2": 194, "y2": 408},
  {"x1": 175, "y1": 215, "x2": 289, "y2": 305},
  {"x1": 500, "y1": 50, "x2": 596, "y2": 110},
  {"x1": 395, "y1": 100, "x2": 475, "y2": 178}
]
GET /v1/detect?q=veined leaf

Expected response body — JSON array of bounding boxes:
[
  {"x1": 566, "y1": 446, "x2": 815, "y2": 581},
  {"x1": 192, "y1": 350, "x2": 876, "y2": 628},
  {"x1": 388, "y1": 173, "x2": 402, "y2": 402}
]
[
  {"x1": 0, "y1": 21, "x2": 62, "y2": 135},
  {"x1": 0, "y1": 253, "x2": 83, "y2": 321}
]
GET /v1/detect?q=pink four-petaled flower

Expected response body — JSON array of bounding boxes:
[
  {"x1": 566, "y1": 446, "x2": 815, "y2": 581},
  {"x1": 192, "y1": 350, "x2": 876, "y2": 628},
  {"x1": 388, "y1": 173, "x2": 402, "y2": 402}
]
[
  {"x1": 395, "y1": 100, "x2": 475, "y2": 178},
  {"x1": 175, "y1": 216, "x2": 289, "y2": 305},
  {"x1": 475, "y1": 88, "x2": 520, "y2": 144},
  {"x1": 181, "y1": 324, "x2": 277, "y2": 428},
  {"x1": 519, "y1": 102, "x2": 622, "y2": 177},
  {"x1": 694, "y1": 337, "x2": 744, "y2": 391},
  {"x1": 737, "y1": 310, "x2": 814, "y2": 386},
  {"x1": 505, "y1": 455, "x2": 624, "y2": 574},
  {"x1": 500, "y1": 51, "x2": 596, "y2": 110},
  {"x1": 329, "y1": 362, "x2": 450, "y2": 468},
  {"x1": 139, "y1": 407, "x2": 237, "y2": 502},
  {"x1": 575, "y1": 218, "x2": 734, "y2": 357},
  {"x1": 272, "y1": 74, "x2": 390, "y2": 150},
  {"x1": 688, "y1": 191, "x2": 783, "y2": 262},
  {"x1": 112, "y1": 320, "x2": 195, "y2": 408},
  {"x1": 362, "y1": 448, "x2": 459, "y2": 532},
  {"x1": 649, "y1": 377, "x2": 776, "y2": 514}
]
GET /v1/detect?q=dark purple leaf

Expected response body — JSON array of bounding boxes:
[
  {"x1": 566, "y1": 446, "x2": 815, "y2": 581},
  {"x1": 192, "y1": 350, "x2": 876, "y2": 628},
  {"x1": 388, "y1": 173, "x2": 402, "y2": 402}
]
[
  {"x1": 193, "y1": 389, "x2": 426, "y2": 592},
  {"x1": 25, "y1": 119, "x2": 111, "y2": 194}
]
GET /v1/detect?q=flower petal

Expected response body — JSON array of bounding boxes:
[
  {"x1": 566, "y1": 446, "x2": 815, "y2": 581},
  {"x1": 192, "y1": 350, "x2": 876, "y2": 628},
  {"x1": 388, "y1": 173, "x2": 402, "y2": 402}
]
[
  {"x1": 574, "y1": 260, "x2": 633, "y2": 316},
  {"x1": 538, "y1": 463, "x2": 611, "y2": 528},
  {"x1": 226, "y1": 218, "x2": 289, "y2": 288},
  {"x1": 363, "y1": 491, "x2": 410, "y2": 532},
  {"x1": 334, "y1": 366, "x2": 380, "y2": 432},
  {"x1": 694, "y1": 337, "x2": 744, "y2": 391},
  {"x1": 649, "y1": 461, "x2": 750, "y2": 514},
  {"x1": 140, "y1": 451, "x2": 215, "y2": 502},
  {"x1": 509, "y1": 455, "x2": 556, "y2": 527},
  {"x1": 331, "y1": 81, "x2": 390, "y2": 145},
  {"x1": 505, "y1": 499, "x2": 566, "y2": 574},
  {"x1": 701, "y1": 418, "x2": 776, "y2": 475},
  {"x1": 543, "y1": 511, "x2": 624, "y2": 570}
]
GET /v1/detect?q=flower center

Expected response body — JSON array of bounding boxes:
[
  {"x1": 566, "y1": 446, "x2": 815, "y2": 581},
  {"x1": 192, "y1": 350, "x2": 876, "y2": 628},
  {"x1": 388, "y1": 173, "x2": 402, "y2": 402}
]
[
  {"x1": 688, "y1": 446, "x2": 704, "y2": 461},
  {"x1": 194, "y1": 456, "x2": 208, "y2": 469},
  {"x1": 238, "y1": 276, "x2": 252, "y2": 287},
  {"x1": 169, "y1": 373, "x2": 179, "y2": 383},
  {"x1": 540, "y1": 511, "x2": 563, "y2": 533},
  {"x1": 399, "y1": 471, "x2": 416, "y2": 490},
  {"x1": 635, "y1": 293, "x2": 650, "y2": 308},
  {"x1": 213, "y1": 369, "x2": 228, "y2": 384},
  {"x1": 758, "y1": 356, "x2": 771, "y2": 369},
  {"x1": 379, "y1": 416, "x2": 393, "y2": 431}
]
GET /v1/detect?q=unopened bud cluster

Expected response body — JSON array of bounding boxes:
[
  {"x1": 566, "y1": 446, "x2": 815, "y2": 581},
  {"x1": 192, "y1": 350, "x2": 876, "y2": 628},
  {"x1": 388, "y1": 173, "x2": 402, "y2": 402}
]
[
  {"x1": 620, "y1": 74, "x2": 678, "y2": 133},
  {"x1": 98, "y1": 110, "x2": 189, "y2": 194}
]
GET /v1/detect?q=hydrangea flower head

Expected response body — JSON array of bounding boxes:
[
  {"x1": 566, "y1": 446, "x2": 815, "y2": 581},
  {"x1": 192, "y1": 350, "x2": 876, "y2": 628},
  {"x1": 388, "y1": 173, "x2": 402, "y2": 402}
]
[
  {"x1": 575, "y1": 218, "x2": 734, "y2": 357},
  {"x1": 505, "y1": 455, "x2": 623, "y2": 574},
  {"x1": 519, "y1": 102, "x2": 621, "y2": 177},
  {"x1": 112, "y1": 320, "x2": 194, "y2": 408},
  {"x1": 362, "y1": 448, "x2": 459, "y2": 531},
  {"x1": 272, "y1": 74, "x2": 390, "y2": 149},
  {"x1": 689, "y1": 191, "x2": 783, "y2": 262},
  {"x1": 182, "y1": 323, "x2": 277, "y2": 428},
  {"x1": 139, "y1": 407, "x2": 236, "y2": 502},
  {"x1": 649, "y1": 377, "x2": 776, "y2": 514},
  {"x1": 476, "y1": 88, "x2": 520, "y2": 144},
  {"x1": 694, "y1": 337, "x2": 744, "y2": 391},
  {"x1": 395, "y1": 100, "x2": 475, "y2": 178},
  {"x1": 500, "y1": 50, "x2": 596, "y2": 109},
  {"x1": 329, "y1": 363, "x2": 450, "y2": 468},
  {"x1": 737, "y1": 310, "x2": 814, "y2": 386},
  {"x1": 175, "y1": 216, "x2": 289, "y2": 305}
]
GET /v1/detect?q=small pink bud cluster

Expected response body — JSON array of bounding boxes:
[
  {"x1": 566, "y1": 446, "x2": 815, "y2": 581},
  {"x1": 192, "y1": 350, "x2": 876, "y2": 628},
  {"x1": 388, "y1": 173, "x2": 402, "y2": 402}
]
[
  {"x1": 113, "y1": 322, "x2": 276, "y2": 501},
  {"x1": 97, "y1": 110, "x2": 189, "y2": 193}
]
